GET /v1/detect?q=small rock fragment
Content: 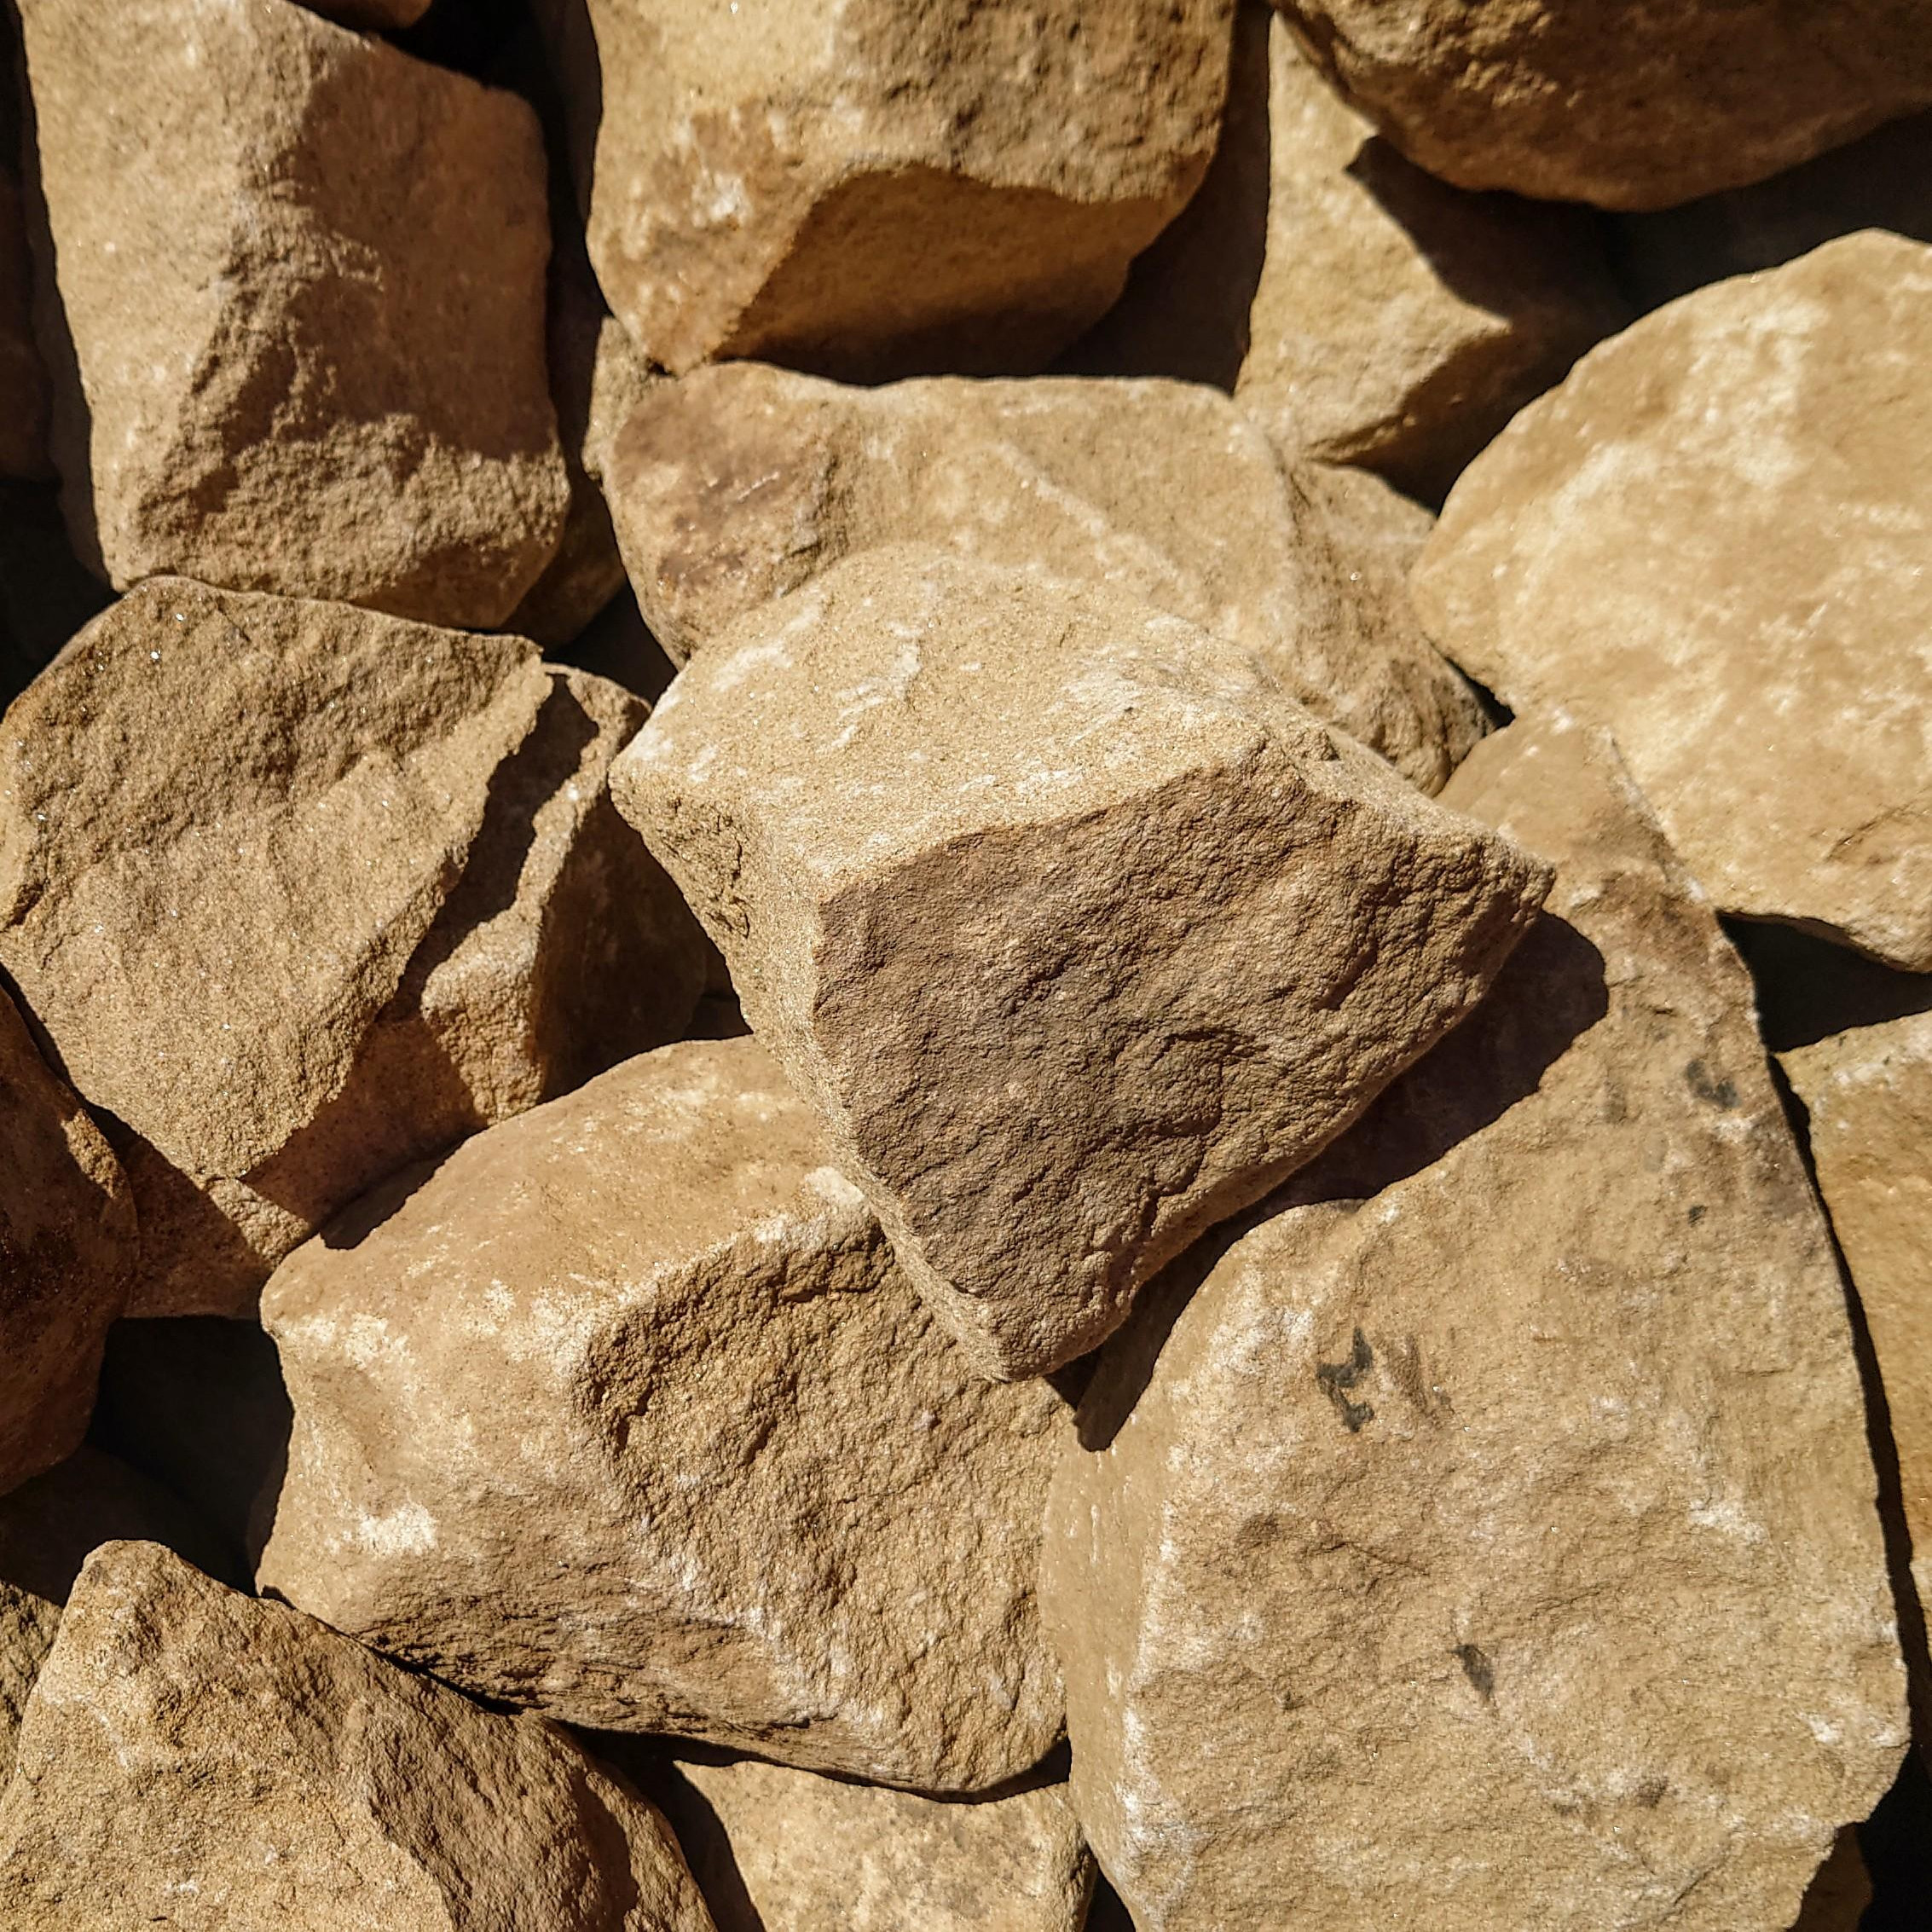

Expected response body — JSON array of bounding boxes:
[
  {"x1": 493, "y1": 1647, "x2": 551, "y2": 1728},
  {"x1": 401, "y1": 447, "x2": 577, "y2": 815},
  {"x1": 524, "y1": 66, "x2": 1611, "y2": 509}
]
[
  {"x1": 612, "y1": 550, "x2": 1548, "y2": 1377},
  {"x1": 0, "y1": 1541, "x2": 715, "y2": 1931},
  {"x1": 15, "y1": 0, "x2": 568, "y2": 626},
  {"x1": 1413, "y1": 233, "x2": 1932, "y2": 969},
  {"x1": 1043, "y1": 716, "x2": 1906, "y2": 1930},
  {"x1": 257, "y1": 1038, "x2": 1069, "y2": 1791},
  {"x1": 579, "y1": 0, "x2": 1235, "y2": 379}
]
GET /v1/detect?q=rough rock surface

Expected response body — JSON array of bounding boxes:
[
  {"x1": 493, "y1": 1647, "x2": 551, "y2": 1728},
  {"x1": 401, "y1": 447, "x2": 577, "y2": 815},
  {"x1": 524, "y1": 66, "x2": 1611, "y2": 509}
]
[
  {"x1": 1414, "y1": 233, "x2": 1932, "y2": 970},
  {"x1": 613, "y1": 550, "x2": 1547, "y2": 1377},
  {"x1": 605, "y1": 365, "x2": 1483, "y2": 791},
  {"x1": 0, "y1": 1541, "x2": 715, "y2": 1931},
  {"x1": 257, "y1": 1038, "x2": 1070, "y2": 1791},
  {"x1": 1234, "y1": 20, "x2": 1625, "y2": 498},
  {"x1": 581, "y1": 0, "x2": 1235, "y2": 380},
  {"x1": 1272, "y1": 0, "x2": 1932, "y2": 210},
  {"x1": 15, "y1": 0, "x2": 567, "y2": 627},
  {"x1": 1042, "y1": 715, "x2": 1906, "y2": 1930},
  {"x1": 1783, "y1": 1007, "x2": 1932, "y2": 1663}
]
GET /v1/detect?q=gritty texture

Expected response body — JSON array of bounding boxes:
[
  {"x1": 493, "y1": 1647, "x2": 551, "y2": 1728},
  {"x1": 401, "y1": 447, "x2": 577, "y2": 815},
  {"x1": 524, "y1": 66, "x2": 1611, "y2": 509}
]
[
  {"x1": 1413, "y1": 234, "x2": 1932, "y2": 970},
  {"x1": 257, "y1": 1038, "x2": 1069, "y2": 1791},
  {"x1": 1272, "y1": 0, "x2": 1932, "y2": 210},
  {"x1": 581, "y1": 0, "x2": 1235, "y2": 379},
  {"x1": 1043, "y1": 715, "x2": 1906, "y2": 1930},
  {"x1": 0, "y1": 1542, "x2": 715, "y2": 1931},
  {"x1": 613, "y1": 550, "x2": 1548, "y2": 1377},
  {"x1": 15, "y1": 0, "x2": 567, "y2": 626},
  {"x1": 604, "y1": 364, "x2": 1483, "y2": 791}
]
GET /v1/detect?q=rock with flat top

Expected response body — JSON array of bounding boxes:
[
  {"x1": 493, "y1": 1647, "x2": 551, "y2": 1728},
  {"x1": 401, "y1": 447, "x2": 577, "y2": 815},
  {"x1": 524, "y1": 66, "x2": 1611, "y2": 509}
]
[
  {"x1": 612, "y1": 550, "x2": 1547, "y2": 1378},
  {"x1": 257, "y1": 1038, "x2": 1069, "y2": 1792},
  {"x1": 1414, "y1": 233, "x2": 1932, "y2": 969},
  {"x1": 0, "y1": 1541, "x2": 714, "y2": 1931},
  {"x1": 1042, "y1": 715, "x2": 1906, "y2": 1931}
]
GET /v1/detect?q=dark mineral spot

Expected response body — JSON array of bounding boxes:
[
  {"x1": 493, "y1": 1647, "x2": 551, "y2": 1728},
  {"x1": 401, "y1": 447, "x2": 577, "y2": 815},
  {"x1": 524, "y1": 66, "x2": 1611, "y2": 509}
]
[
  {"x1": 1684, "y1": 1059, "x2": 1739, "y2": 1109},
  {"x1": 1316, "y1": 1328, "x2": 1376, "y2": 1433},
  {"x1": 1456, "y1": 1643, "x2": 1496, "y2": 1704}
]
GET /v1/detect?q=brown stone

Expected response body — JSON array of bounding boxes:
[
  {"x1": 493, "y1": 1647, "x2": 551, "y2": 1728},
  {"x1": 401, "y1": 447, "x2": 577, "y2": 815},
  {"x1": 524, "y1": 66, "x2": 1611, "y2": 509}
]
[
  {"x1": 1272, "y1": 0, "x2": 1932, "y2": 210},
  {"x1": 612, "y1": 550, "x2": 1547, "y2": 1378},
  {"x1": 579, "y1": 0, "x2": 1235, "y2": 380},
  {"x1": 15, "y1": 0, "x2": 567, "y2": 627},
  {"x1": 0, "y1": 1541, "x2": 715, "y2": 1930},
  {"x1": 257, "y1": 1038, "x2": 1069, "y2": 1791},
  {"x1": 1042, "y1": 715, "x2": 1906, "y2": 1929},
  {"x1": 1413, "y1": 233, "x2": 1932, "y2": 970},
  {"x1": 604, "y1": 364, "x2": 1483, "y2": 792}
]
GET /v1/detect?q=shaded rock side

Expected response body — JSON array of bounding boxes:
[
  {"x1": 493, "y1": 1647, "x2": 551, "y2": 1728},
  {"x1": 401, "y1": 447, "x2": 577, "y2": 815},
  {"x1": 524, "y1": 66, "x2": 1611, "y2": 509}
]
[
  {"x1": 612, "y1": 549, "x2": 1548, "y2": 1378},
  {"x1": 604, "y1": 363, "x2": 1484, "y2": 791},
  {"x1": 580, "y1": 0, "x2": 1235, "y2": 380},
  {"x1": 0, "y1": 1541, "x2": 716, "y2": 1931},
  {"x1": 300, "y1": 0, "x2": 434, "y2": 27},
  {"x1": 257, "y1": 1038, "x2": 1069, "y2": 1792},
  {"x1": 1042, "y1": 714, "x2": 1906, "y2": 1930},
  {"x1": 1413, "y1": 233, "x2": 1932, "y2": 969},
  {"x1": 15, "y1": 0, "x2": 568, "y2": 627}
]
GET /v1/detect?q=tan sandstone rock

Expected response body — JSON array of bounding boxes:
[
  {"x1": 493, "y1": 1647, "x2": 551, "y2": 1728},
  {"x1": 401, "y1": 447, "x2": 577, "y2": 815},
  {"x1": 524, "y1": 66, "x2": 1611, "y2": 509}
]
[
  {"x1": 257, "y1": 1038, "x2": 1069, "y2": 1791},
  {"x1": 604, "y1": 365, "x2": 1483, "y2": 792},
  {"x1": 1272, "y1": 0, "x2": 1932, "y2": 210},
  {"x1": 1413, "y1": 233, "x2": 1932, "y2": 970},
  {"x1": 580, "y1": 0, "x2": 1235, "y2": 380},
  {"x1": 612, "y1": 550, "x2": 1547, "y2": 1378},
  {"x1": 1042, "y1": 715, "x2": 1906, "y2": 1930},
  {"x1": 15, "y1": 0, "x2": 567, "y2": 627},
  {"x1": 0, "y1": 1541, "x2": 715, "y2": 1931}
]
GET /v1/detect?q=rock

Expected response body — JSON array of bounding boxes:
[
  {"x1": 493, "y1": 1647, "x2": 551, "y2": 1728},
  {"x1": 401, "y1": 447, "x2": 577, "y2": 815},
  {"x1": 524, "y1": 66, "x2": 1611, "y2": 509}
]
[
  {"x1": 1232, "y1": 19, "x2": 1626, "y2": 499},
  {"x1": 1783, "y1": 1005, "x2": 1932, "y2": 1675},
  {"x1": 1412, "y1": 233, "x2": 1932, "y2": 970},
  {"x1": 578, "y1": 0, "x2": 1235, "y2": 380},
  {"x1": 1271, "y1": 0, "x2": 1932, "y2": 210},
  {"x1": 0, "y1": 983, "x2": 135, "y2": 1497},
  {"x1": 257, "y1": 1038, "x2": 1070, "y2": 1791},
  {"x1": 1791, "y1": 1831, "x2": 1875, "y2": 1932},
  {"x1": 0, "y1": 1541, "x2": 716, "y2": 1931},
  {"x1": 14, "y1": 0, "x2": 568, "y2": 628},
  {"x1": 1042, "y1": 715, "x2": 1906, "y2": 1930},
  {"x1": 612, "y1": 550, "x2": 1547, "y2": 1378},
  {"x1": 604, "y1": 364, "x2": 1484, "y2": 792}
]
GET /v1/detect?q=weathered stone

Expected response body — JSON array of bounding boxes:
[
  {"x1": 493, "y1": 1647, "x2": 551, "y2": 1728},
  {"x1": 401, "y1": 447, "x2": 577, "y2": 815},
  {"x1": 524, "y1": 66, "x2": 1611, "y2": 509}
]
[
  {"x1": 15, "y1": 0, "x2": 568, "y2": 627},
  {"x1": 605, "y1": 365, "x2": 1483, "y2": 792},
  {"x1": 612, "y1": 550, "x2": 1547, "y2": 1378},
  {"x1": 0, "y1": 1541, "x2": 715, "y2": 1930},
  {"x1": 1043, "y1": 715, "x2": 1906, "y2": 1930},
  {"x1": 1784, "y1": 1005, "x2": 1932, "y2": 1675},
  {"x1": 579, "y1": 0, "x2": 1235, "y2": 380},
  {"x1": 1272, "y1": 0, "x2": 1932, "y2": 210},
  {"x1": 257, "y1": 1038, "x2": 1069, "y2": 1790},
  {"x1": 1233, "y1": 19, "x2": 1625, "y2": 498},
  {"x1": 1413, "y1": 233, "x2": 1932, "y2": 970}
]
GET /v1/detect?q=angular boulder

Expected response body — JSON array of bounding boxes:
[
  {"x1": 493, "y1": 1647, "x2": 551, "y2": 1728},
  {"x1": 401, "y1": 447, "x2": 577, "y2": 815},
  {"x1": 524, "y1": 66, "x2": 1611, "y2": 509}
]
[
  {"x1": 1414, "y1": 234, "x2": 1932, "y2": 969},
  {"x1": 0, "y1": 1541, "x2": 715, "y2": 1931},
  {"x1": 580, "y1": 0, "x2": 1235, "y2": 379},
  {"x1": 1042, "y1": 716, "x2": 1906, "y2": 1930},
  {"x1": 14, "y1": 0, "x2": 567, "y2": 626},
  {"x1": 612, "y1": 550, "x2": 1548, "y2": 1377},
  {"x1": 257, "y1": 1038, "x2": 1070, "y2": 1792},
  {"x1": 604, "y1": 364, "x2": 1484, "y2": 791}
]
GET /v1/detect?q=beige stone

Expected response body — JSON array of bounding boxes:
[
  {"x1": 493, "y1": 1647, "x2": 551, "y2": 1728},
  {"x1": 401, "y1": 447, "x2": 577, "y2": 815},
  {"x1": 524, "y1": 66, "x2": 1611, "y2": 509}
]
[
  {"x1": 0, "y1": 1541, "x2": 715, "y2": 1931},
  {"x1": 604, "y1": 364, "x2": 1483, "y2": 792},
  {"x1": 257, "y1": 1038, "x2": 1069, "y2": 1791},
  {"x1": 1042, "y1": 714, "x2": 1906, "y2": 1930},
  {"x1": 15, "y1": 0, "x2": 567, "y2": 627},
  {"x1": 1272, "y1": 0, "x2": 1932, "y2": 210},
  {"x1": 580, "y1": 0, "x2": 1235, "y2": 380},
  {"x1": 1784, "y1": 1006, "x2": 1932, "y2": 1670},
  {"x1": 1413, "y1": 233, "x2": 1932, "y2": 970},
  {"x1": 612, "y1": 550, "x2": 1547, "y2": 1378}
]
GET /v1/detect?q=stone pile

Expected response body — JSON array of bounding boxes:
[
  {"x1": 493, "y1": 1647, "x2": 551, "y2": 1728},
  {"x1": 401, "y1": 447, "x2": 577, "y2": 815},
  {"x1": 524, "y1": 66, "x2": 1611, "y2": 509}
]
[{"x1": 0, "y1": 1, "x2": 1926, "y2": 1927}]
